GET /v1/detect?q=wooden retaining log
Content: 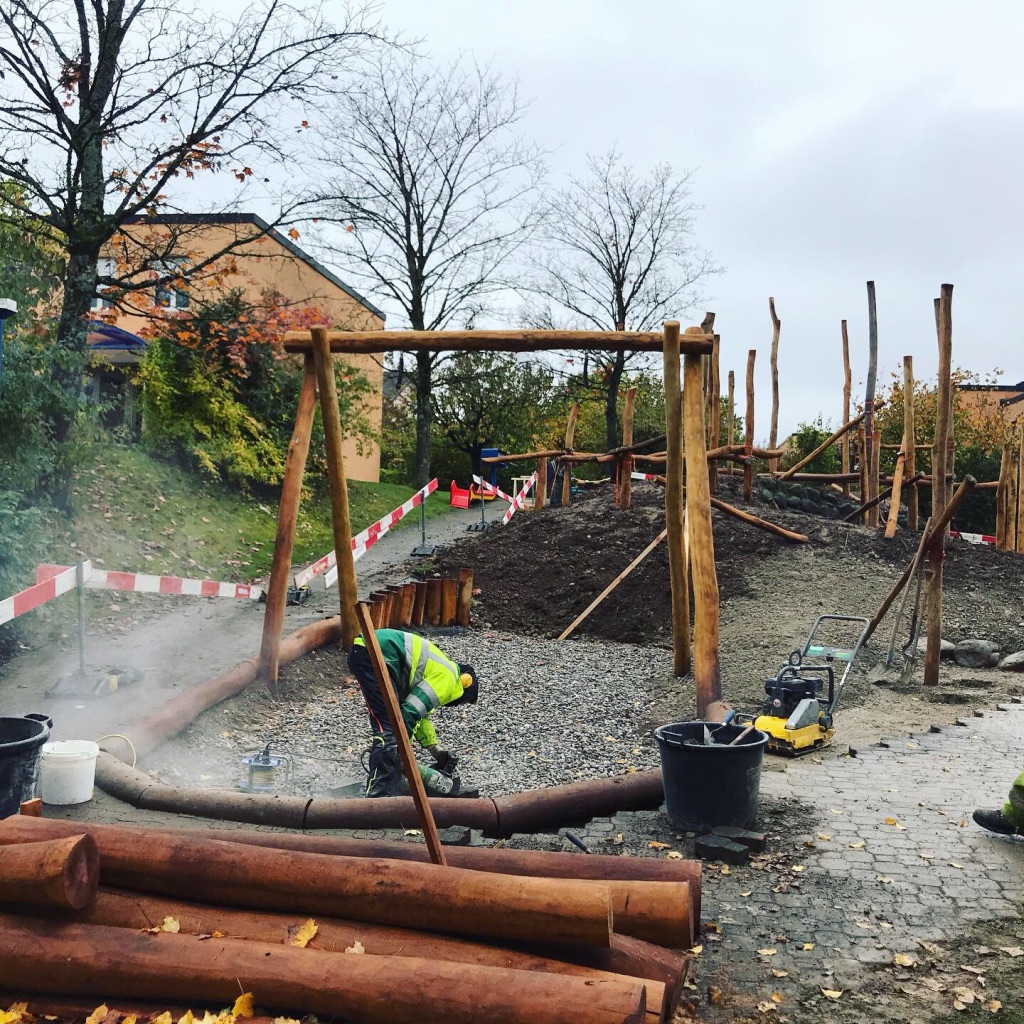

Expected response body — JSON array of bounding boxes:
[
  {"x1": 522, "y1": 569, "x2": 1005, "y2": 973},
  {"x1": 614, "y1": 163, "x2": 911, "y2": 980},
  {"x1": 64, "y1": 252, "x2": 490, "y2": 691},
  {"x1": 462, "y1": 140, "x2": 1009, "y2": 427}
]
[
  {"x1": 0, "y1": 916, "x2": 647, "y2": 1024},
  {"x1": 0, "y1": 834, "x2": 99, "y2": 910},
  {"x1": 457, "y1": 568, "x2": 474, "y2": 627},
  {"x1": 413, "y1": 581, "x2": 428, "y2": 625},
  {"x1": 426, "y1": 579, "x2": 443, "y2": 625},
  {"x1": 0, "y1": 818, "x2": 613, "y2": 948},
  {"x1": 441, "y1": 578, "x2": 459, "y2": 625}
]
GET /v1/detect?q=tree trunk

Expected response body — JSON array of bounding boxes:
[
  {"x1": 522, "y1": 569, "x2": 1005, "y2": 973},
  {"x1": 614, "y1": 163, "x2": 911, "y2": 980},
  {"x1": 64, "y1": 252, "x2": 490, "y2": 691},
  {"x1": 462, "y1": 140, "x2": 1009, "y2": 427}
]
[{"x1": 415, "y1": 351, "x2": 433, "y2": 486}]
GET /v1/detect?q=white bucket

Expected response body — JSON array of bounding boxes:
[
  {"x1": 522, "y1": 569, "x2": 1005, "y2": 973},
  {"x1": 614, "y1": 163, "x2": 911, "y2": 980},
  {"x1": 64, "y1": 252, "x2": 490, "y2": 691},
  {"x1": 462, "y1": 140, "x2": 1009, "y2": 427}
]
[{"x1": 40, "y1": 740, "x2": 99, "y2": 805}]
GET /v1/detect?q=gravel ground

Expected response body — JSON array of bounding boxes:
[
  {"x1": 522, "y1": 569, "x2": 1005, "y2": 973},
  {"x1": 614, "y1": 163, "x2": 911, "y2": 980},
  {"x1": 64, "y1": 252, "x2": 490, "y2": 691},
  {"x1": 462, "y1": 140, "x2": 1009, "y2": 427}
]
[{"x1": 144, "y1": 628, "x2": 671, "y2": 797}]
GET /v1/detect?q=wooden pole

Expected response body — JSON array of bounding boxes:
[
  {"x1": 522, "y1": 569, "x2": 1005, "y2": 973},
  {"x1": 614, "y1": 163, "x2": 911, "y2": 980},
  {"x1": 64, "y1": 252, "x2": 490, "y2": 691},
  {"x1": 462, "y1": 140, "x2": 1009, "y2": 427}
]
[
  {"x1": 870, "y1": 426, "x2": 882, "y2": 526},
  {"x1": 0, "y1": 834, "x2": 99, "y2": 910},
  {"x1": 683, "y1": 351, "x2": 721, "y2": 715},
  {"x1": 841, "y1": 474, "x2": 924, "y2": 524},
  {"x1": 841, "y1": 320, "x2": 851, "y2": 497},
  {"x1": 562, "y1": 402, "x2": 580, "y2": 507},
  {"x1": 1016, "y1": 428, "x2": 1024, "y2": 554},
  {"x1": 1009, "y1": 432, "x2": 1021, "y2": 554},
  {"x1": 259, "y1": 353, "x2": 317, "y2": 687},
  {"x1": 456, "y1": 569, "x2": 474, "y2": 627},
  {"x1": 710, "y1": 496, "x2": 808, "y2": 543},
  {"x1": 995, "y1": 438, "x2": 1011, "y2": 550},
  {"x1": 768, "y1": 297, "x2": 781, "y2": 472},
  {"x1": 620, "y1": 386, "x2": 637, "y2": 510},
  {"x1": 865, "y1": 281, "x2": 879, "y2": 527},
  {"x1": 412, "y1": 582, "x2": 428, "y2": 626},
  {"x1": 903, "y1": 355, "x2": 918, "y2": 530},
  {"x1": 707, "y1": 336, "x2": 721, "y2": 494},
  {"x1": 663, "y1": 322, "x2": 691, "y2": 677},
  {"x1": 924, "y1": 284, "x2": 954, "y2": 687},
  {"x1": 726, "y1": 371, "x2": 735, "y2": 447},
  {"x1": 857, "y1": 426, "x2": 868, "y2": 518},
  {"x1": 536, "y1": 457, "x2": 548, "y2": 509},
  {"x1": 777, "y1": 412, "x2": 867, "y2": 481},
  {"x1": 354, "y1": 604, "x2": 447, "y2": 865},
  {"x1": 425, "y1": 579, "x2": 442, "y2": 625},
  {"x1": 883, "y1": 453, "x2": 905, "y2": 539},
  {"x1": 743, "y1": 350, "x2": 756, "y2": 502},
  {"x1": 558, "y1": 531, "x2": 667, "y2": 642},
  {"x1": 441, "y1": 578, "x2": 459, "y2": 626},
  {"x1": 311, "y1": 326, "x2": 359, "y2": 650}
]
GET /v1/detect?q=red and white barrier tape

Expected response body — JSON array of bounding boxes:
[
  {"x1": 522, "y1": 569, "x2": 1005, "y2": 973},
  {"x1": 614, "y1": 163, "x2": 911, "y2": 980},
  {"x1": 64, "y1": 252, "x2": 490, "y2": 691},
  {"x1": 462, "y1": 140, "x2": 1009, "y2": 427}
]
[
  {"x1": 297, "y1": 479, "x2": 439, "y2": 590},
  {"x1": 0, "y1": 563, "x2": 82, "y2": 626},
  {"x1": 472, "y1": 474, "x2": 514, "y2": 502},
  {"x1": 631, "y1": 471, "x2": 659, "y2": 482},
  {"x1": 501, "y1": 472, "x2": 537, "y2": 525},
  {"x1": 34, "y1": 562, "x2": 262, "y2": 602},
  {"x1": 950, "y1": 530, "x2": 996, "y2": 546}
]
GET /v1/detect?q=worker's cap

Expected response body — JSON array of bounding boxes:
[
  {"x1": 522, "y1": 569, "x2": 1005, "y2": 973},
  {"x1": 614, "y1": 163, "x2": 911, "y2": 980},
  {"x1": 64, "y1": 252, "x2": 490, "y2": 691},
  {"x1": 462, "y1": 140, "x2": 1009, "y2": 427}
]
[{"x1": 451, "y1": 664, "x2": 479, "y2": 705}]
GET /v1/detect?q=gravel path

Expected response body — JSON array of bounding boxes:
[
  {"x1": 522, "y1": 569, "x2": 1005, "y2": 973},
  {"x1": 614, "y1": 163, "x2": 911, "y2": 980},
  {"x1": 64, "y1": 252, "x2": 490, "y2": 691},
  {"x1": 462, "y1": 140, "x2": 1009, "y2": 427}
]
[{"x1": 145, "y1": 628, "x2": 669, "y2": 797}]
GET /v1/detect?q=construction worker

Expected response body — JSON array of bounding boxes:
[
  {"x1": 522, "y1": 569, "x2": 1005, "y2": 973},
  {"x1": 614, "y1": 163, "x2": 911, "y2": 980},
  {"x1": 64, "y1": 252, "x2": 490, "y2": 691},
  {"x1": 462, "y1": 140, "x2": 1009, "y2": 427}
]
[
  {"x1": 348, "y1": 628, "x2": 479, "y2": 798},
  {"x1": 973, "y1": 771, "x2": 1024, "y2": 836}
]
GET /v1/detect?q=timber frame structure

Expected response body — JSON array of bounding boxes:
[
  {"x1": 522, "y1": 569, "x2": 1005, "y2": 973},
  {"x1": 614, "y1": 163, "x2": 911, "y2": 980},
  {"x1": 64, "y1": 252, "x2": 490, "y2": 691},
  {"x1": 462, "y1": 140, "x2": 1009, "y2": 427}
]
[{"x1": 259, "y1": 325, "x2": 718, "y2": 708}]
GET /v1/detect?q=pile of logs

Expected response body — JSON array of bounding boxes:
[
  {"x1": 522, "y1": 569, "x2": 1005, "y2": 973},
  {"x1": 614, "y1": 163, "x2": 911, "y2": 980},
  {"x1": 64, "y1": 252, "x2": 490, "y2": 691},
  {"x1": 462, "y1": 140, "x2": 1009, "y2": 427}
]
[
  {"x1": 0, "y1": 815, "x2": 699, "y2": 1024},
  {"x1": 367, "y1": 569, "x2": 473, "y2": 629}
]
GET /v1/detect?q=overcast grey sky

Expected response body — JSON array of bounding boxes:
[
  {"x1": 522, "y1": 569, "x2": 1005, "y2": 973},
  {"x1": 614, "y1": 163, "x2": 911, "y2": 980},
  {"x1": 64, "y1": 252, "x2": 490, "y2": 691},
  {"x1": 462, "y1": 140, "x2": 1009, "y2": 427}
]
[{"x1": 357, "y1": 0, "x2": 1023, "y2": 439}]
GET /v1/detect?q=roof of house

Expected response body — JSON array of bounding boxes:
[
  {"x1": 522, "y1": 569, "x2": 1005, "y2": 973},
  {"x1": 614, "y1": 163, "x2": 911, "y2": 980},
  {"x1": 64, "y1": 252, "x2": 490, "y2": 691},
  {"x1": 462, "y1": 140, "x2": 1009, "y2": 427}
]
[
  {"x1": 123, "y1": 212, "x2": 385, "y2": 322},
  {"x1": 958, "y1": 381, "x2": 1024, "y2": 392},
  {"x1": 87, "y1": 321, "x2": 147, "y2": 352}
]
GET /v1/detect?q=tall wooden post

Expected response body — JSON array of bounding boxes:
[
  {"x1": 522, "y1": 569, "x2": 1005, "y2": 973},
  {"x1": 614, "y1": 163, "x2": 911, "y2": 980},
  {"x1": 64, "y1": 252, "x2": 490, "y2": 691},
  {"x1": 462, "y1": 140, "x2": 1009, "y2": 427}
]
[
  {"x1": 663, "y1": 322, "x2": 691, "y2": 677},
  {"x1": 620, "y1": 386, "x2": 637, "y2": 510},
  {"x1": 562, "y1": 402, "x2": 579, "y2": 507},
  {"x1": 311, "y1": 326, "x2": 359, "y2": 650},
  {"x1": 258, "y1": 353, "x2": 318, "y2": 687},
  {"x1": 701, "y1": 312, "x2": 716, "y2": 449},
  {"x1": 903, "y1": 356, "x2": 918, "y2": 530},
  {"x1": 871, "y1": 427, "x2": 881, "y2": 525},
  {"x1": 841, "y1": 320, "x2": 852, "y2": 497},
  {"x1": 924, "y1": 284, "x2": 953, "y2": 687},
  {"x1": 768, "y1": 297, "x2": 781, "y2": 472},
  {"x1": 726, "y1": 371, "x2": 735, "y2": 449},
  {"x1": 743, "y1": 350, "x2": 756, "y2": 501},
  {"x1": 995, "y1": 438, "x2": 1011, "y2": 551},
  {"x1": 683, "y1": 350, "x2": 721, "y2": 714},
  {"x1": 857, "y1": 426, "x2": 868, "y2": 516},
  {"x1": 865, "y1": 282, "x2": 879, "y2": 526},
  {"x1": 535, "y1": 456, "x2": 547, "y2": 510},
  {"x1": 708, "y1": 336, "x2": 721, "y2": 494},
  {"x1": 1017, "y1": 428, "x2": 1024, "y2": 554}
]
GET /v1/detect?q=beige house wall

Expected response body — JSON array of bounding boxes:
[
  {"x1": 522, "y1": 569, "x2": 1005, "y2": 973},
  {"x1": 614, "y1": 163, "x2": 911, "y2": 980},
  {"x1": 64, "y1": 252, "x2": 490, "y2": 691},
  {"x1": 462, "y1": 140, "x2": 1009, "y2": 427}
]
[{"x1": 107, "y1": 221, "x2": 384, "y2": 482}]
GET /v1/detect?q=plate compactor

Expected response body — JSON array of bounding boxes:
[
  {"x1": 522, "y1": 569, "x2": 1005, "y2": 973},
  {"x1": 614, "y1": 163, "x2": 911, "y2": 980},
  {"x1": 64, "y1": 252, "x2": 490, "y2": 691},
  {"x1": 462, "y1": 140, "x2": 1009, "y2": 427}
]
[{"x1": 752, "y1": 615, "x2": 870, "y2": 756}]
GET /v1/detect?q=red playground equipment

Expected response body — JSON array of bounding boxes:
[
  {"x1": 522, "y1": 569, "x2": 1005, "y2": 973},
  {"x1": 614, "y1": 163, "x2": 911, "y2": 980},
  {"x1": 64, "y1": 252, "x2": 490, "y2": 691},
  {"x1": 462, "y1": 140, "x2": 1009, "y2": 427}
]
[{"x1": 449, "y1": 480, "x2": 497, "y2": 508}]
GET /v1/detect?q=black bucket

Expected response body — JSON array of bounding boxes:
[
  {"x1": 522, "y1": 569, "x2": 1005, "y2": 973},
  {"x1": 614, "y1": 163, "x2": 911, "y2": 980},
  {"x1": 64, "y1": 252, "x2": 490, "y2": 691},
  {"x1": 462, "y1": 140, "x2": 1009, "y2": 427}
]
[
  {"x1": 0, "y1": 714, "x2": 52, "y2": 818},
  {"x1": 653, "y1": 721, "x2": 769, "y2": 831}
]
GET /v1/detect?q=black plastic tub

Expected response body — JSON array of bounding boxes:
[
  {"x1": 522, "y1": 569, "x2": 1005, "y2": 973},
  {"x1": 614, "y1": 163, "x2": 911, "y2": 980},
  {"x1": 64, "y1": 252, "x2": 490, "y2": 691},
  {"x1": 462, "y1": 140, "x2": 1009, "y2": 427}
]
[{"x1": 0, "y1": 714, "x2": 52, "y2": 817}]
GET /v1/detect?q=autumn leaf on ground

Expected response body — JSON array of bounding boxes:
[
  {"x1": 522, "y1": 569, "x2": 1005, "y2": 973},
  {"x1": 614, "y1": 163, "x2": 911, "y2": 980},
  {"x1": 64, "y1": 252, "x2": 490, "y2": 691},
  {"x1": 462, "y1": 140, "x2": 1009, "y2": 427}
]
[
  {"x1": 952, "y1": 986, "x2": 977, "y2": 1010},
  {"x1": 345, "y1": 940, "x2": 365, "y2": 954},
  {"x1": 177, "y1": 1011, "x2": 194, "y2": 1024},
  {"x1": 883, "y1": 816, "x2": 907, "y2": 830},
  {"x1": 817, "y1": 833, "x2": 831, "y2": 841},
  {"x1": 121, "y1": 1016, "x2": 137, "y2": 1024},
  {"x1": 791, "y1": 865, "x2": 806, "y2": 873},
  {"x1": 648, "y1": 841, "x2": 671, "y2": 850},
  {"x1": 894, "y1": 952, "x2": 918, "y2": 967},
  {"x1": 151, "y1": 1013, "x2": 173, "y2": 1024},
  {"x1": 232, "y1": 994, "x2": 254, "y2": 1018},
  {"x1": 84, "y1": 1008, "x2": 108, "y2": 1024},
  {"x1": 721, "y1": 865, "x2": 731, "y2": 875},
  {"x1": 820, "y1": 989, "x2": 843, "y2": 1001},
  {"x1": 772, "y1": 969, "x2": 789, "y2": 978},
  {"x1": 160, "y1": 915, "x2": 180, "y2": 933},
  {"x1": 688, "y1": 944, "x2": 703, "y2": 956},
  {"x1": 758, "y1": 948, "x2": 778, "y2": 956},
  {"x1": 756, "y1": 1001, "x2": 778, "y2": 1014},
  {"x1": 740, "y1": 890, "x2": 752, "y2": 897},
  {"x1": 987, "y1": 1000, "x2": 1002, "y2": 1012},
  {"x1": 707, "y1": 986, "x2": 722, "y2": 1004},
  {"x1": 849, "y1": 841, "x2": 865, "y2": 849},
  {"x1": 403, "y1": 829, "x2": 422, "y2": 837},
  {"x1": 802, "y1": 943, "x2": 815, "y2": 951},
  {"x1": 667, "y1": 851, "x2": 684, "y2": 860},
  {"x1": 0, "y1": 1004, "x2": 31, "y2": 1024},
  {"x1": 288, "y1": 918, "x2": 318, "y2": 948},
  {"x1": 770, "y1": 993, "x2": 783, "y2": 1004},
  {"x1": 1000, "y1": 947, "x2": 1023, "y2": 957}
]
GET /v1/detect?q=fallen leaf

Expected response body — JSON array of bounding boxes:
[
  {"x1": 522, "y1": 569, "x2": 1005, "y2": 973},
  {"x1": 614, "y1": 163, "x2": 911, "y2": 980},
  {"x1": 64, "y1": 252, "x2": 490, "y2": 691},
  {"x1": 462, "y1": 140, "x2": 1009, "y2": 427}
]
[
  {"x1": 1000, "y1": 947, "x2": 1023, "y2": 957},
  {"x1": 345, "y1": 940, "x2": 365, "y2": 954},
  {"x1": 0, "y1": 1005, "x2": 30, "y2": 1024},
  {"x1": 288, "y1": 918, "x2": 318, "y2": 948},
  {"x1": 894, "y1": 953, "x2": 918, "y2": 967},
  {"x1": 830, "y1": 808, "x2": 843, "y2": 815},
  {"x1": 803, "y1": 840, "x2": 816, "y2": 848},
  {"x1": 688, "y1": 944, "x2": 703, "y2": 956},
  {"x1": 151, "y1": 1014, "x2": 173, "y2": 1024},
  {"x1": 849, "y1": 841, "x2": 865, "y2": 849},
  {"x1": 403, "y1": 829, "x2": 422, "y2": 837},
  {"x1": 920, "y1": 851, "x2": 934, "y2": 860},
  {"x1": 772, "y1": 969, "x2": 789, "y2": 978},
  {"x1": 707, "y1": 985, "x2": 723, "y2": 1005},
  {"x1": 987, "y1": 999, "x2": 1002, "y2": 1012},
  {"x1": 817, "y1": 833, "x2": 831, "y2": 841},
  {"x1": 721, "y1": 865, "x2": 731, "y2": 875},
  {"x1": 122, "y1": 1017, "x2": 137, "y2": 1024},
  {"x1": 741, "y1": 891, "x2": 753, "y2": 897},
  {"x1": 952, "y1": 986, "x2": 976, "y2": 1010},
  {"x1": 667, "y1": 851, "x2": 684, "y2": 860},
  {"x1": 705, "y1": 922, "x2": 722, "y2": 933},
  {"x1": 791, "y1": 865, "x2": 806, "y2": 873},
  {"x1": 923, "y1": 978, "x2": 947, "y2": 992},
  {"x1": 961, "y1": 965, "x2": 986, "y2": 975},
  {"x1": 771, "y1": 993, "x2": 784, "y2": 1003},
  {"x1": 177, "y1": 1012, "x2": 194, "y2": 1024},
  {"x1": 950, "y1": 862, "x2": 964, "y2": 869},
  {"x1": 161, "y1": 915, "x2": 180, "y2": 933},
  {"x1": 802, "y1": 943, "x2": 815, "y2": 951},
  {"x1": 232, "y1": 994, "x2": 254, "y2": 1018},
  {"x1": 877, "y1": 875, "x2": 893, "y2": 884},
  {"x1": 756, "y1": 1001, "x2": 778, "y2": 1014},
  {"x1": 648, "y1": 841, "x2": 671, "y2": 850},
  {"x1": 820, "y1": 988, "x2": 843, "y2": 1001},
  {"x1": 758, "y1": 948, "x2": 778, "y2": 956}
]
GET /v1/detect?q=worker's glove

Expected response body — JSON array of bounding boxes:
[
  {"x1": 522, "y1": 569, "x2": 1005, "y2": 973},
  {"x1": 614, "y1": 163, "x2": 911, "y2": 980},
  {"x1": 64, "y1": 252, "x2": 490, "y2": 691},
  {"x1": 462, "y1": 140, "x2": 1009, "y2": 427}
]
[{"x1": 430, "y1": 749, "x2": 459, "y2": 775}]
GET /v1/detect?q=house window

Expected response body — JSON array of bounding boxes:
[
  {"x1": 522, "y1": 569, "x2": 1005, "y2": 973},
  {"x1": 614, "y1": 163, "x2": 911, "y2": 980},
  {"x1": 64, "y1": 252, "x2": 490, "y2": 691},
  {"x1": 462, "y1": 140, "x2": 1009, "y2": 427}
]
[
  {"x1": 155, "y1": 258, "x2": 190, "y2": 310},
  {"x1": 91, "y1": 257, "x2": 116, "y2": 310}
]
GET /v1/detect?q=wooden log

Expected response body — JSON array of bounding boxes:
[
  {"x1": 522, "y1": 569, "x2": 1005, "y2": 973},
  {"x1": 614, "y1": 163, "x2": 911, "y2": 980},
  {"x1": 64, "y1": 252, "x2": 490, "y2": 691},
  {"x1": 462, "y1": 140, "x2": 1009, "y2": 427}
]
[
  {"x1": 483, "y1": 450, "x2": 564, "y2": 464},
  {"x1": 683, "y1": 351, "x2": 721, "y2": 715},
  {"x1": 370, "y1": 600, "x2": 386, "y2": 629},
  {"x1": 426, "y1": 579, "x2": 443, "y2": 625},
  {"x1": 0, "y1": 834, "x2": 98, "y2": 910},
  {"x1": 259, "y1": 352, "x2": 317, "y2": 688},
  {"x1": 663, "y1": 323, "x2": 691, "y2": 677},
  {"x1": 457, "y1": 569, "x2": 474, "y2": 627},
  {"x1": 558, "y1": 531, "x2": 667, "y2": 642},
  {"x1": 708, "y1": 336, "x2": 720, "y2": 493},
  {"x1": 311, "y1": 326, "x2": 359, "y2": 649},
  {"x1": 743, "y1": 350, "x2": 756, "y2": 502},
  {"x1": 772, "y1": 471, "x2": 861, "y2": 483},
  {"x1": 777, "y1": 412, "x2": 868, "y2": 481},
  {"x1": 768, "y1": 297, "x2": 781, "y2": 472},
  {"x1": 864, "y1": 476, "x2": 975, "y2": 641},
  {"x1": 1016, "y1": 429, "x2": 1024, "y2": 554},
  {"x1": 381, "y1": 589, "x2": 396, "y2": 627},
  {"x1": 67, "y1": 888, "x2": 671, "y2": 1020},
  {"x1": 413, "y1": 581, "x2": 428, "y2": 626},
  {"x1": 884, "y1": 453, "x2": 905, "y2": 539},
  {"x1": 18, "y1": 798, "x2": 42, "y2": 817},
  {"x1": 400, "y1": 584, "x2": 417, "y2": 627},
  {"x1": 903, "y1": 355, "x2": 918, "y2": 530},
  {"x1": 0, "y1": 917, "x2": 645, "y2": 1024},
  {"x1": 536, "y1": 457, "x2": 547, "y2": 509},
  {"x1": 441, "y1": 578, "x2": 459, "y2": 626},
  {"x1": 841, "y1": 474, "x2": 924, "y2": 524},
  {"x1": 387, "y1": 587, "x2": 406, "y2": 627},
  {"x1": 870, "y1": 427, "x2": 882, "y2": 528},
  {"x1": 925, "y1": 284, "x2": 954, "y2": 687},
  {"x1": 841, "y1": 319, "x2": 851, "y2": 497},
  {"x1": 0, "y1": 818, "x2": 615, "y2": 950},
  {"x1": 710, "y1": 497, "x2": 808, "y2": 543},
  {"x1": 857, "y1": 425, "x2": 868, "y2": 516},
  {"x1": 726, "y1": 371, "x2": 735, "y2": 447},
  {"x1": 995, "y1": 439, "x2": 1011, "y2": 550},
  {"x1": 865, "y1": 281, "x2": 879, "y2": 527},
  {"x1": 563, "y1": 403, "x2": 580, "y2": 506},
  {"x1": 283, "y1": 326, "x2": 713, "y2": 358},
  {"x1": 620, "y1": 386, "x2": 637, "y2": 509},
  {"x1": 356, "y1": 603, "x2": 446, "y2": 865}
]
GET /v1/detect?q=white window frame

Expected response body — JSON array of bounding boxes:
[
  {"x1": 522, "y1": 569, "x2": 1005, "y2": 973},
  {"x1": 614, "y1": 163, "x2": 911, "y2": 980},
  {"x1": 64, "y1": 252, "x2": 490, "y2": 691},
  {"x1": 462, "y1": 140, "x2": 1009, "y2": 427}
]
[
  {"x1": 91, "y1": 257, "x2": 116, "y2": 310},
  {"x1": 154, "y1": 257, "x2": 190, "y2": 310}
]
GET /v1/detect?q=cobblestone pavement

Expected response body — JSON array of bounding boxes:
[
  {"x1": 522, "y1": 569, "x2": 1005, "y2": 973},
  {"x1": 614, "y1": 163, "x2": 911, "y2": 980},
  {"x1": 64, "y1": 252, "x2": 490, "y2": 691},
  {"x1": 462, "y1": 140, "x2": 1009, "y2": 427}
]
[{"x1": 56, "y1": 698, "x2": 1024, "y2": 1022}]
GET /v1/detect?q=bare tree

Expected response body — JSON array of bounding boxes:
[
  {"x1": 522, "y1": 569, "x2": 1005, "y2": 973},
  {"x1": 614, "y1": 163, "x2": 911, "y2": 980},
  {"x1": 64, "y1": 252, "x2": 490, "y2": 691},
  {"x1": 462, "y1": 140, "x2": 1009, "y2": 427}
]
[
  {"x1": 529, "y1": 151, "x2": 718, "y2": 458},
  {"x1": 0, "y1": 0, "x2": 382, "y2": 440},
  {"x1": 314, "y1": 52, "x2": 544, "y2": 486}
]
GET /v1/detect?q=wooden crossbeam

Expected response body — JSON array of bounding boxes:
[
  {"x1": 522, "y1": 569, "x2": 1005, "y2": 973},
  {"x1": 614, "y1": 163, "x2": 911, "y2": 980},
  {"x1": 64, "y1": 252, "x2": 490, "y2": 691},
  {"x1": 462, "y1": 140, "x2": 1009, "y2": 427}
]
[{"x1": 283, "y1": 328, "x2": 715, "y2": 354}]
